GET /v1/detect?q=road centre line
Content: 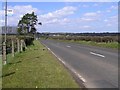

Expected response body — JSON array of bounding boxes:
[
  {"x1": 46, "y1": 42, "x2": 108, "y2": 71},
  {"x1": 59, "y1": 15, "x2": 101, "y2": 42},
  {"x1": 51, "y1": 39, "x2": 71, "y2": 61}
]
[{"x1": 90, "y1": 52, "x2": 105, "y2": 58}]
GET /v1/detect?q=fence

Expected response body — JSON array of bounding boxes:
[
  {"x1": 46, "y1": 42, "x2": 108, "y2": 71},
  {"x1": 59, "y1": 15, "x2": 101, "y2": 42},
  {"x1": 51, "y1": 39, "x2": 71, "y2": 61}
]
[{"x1": 2, "y1": 35, "x2": 34, "y2": 64}]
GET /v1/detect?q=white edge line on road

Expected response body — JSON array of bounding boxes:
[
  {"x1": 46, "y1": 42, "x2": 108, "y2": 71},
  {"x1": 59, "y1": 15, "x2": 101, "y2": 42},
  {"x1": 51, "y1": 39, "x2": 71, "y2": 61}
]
[
  {"x1": 90, "y1": 52, "x2": 105, "y2": 58},
  {"x1": 42, "y1": 43, "x2": 86, "y2": 83},
  {"x1": 66, "y1": 45, "x2": 71, "y2": 48}
]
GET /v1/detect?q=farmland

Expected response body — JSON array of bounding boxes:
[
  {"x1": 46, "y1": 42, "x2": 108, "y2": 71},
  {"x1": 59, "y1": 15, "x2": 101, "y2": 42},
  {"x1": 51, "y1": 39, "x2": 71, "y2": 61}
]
[{"x1": 39, "y1": 32, "x2": 120, "y2": 49}]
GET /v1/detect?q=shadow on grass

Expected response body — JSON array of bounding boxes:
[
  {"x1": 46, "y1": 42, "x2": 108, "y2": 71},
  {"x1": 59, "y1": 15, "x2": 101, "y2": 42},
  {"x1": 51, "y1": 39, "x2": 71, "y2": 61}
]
[
  {"x1": 2, "y1": 72, "x2": 15, "y2": 78},
  {"x1": 8, "y1": 61, "x2": 22, "y2": 65},
  {"x1": 35, "y1": 56, "x2": 40, "y2": 59}
]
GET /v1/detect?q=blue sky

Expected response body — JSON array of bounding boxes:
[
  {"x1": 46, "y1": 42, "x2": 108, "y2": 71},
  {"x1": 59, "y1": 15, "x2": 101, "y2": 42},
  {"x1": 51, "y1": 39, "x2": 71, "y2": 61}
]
[{"x1": 0, "y1": 1, "x2": 118, "y2": 33}]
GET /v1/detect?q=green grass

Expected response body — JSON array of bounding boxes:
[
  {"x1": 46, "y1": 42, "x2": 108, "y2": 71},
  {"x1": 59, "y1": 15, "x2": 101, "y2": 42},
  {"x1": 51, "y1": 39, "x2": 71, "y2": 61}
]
[
  {"x1": 2, "y1": 40, "x2": 79, "y2": 88},
  {"x1": 50, "y1": 39, "x2": 119, "y2": 49},
  {"x1": 76, "y1": 41, "x2": 119, "y2": 49}
]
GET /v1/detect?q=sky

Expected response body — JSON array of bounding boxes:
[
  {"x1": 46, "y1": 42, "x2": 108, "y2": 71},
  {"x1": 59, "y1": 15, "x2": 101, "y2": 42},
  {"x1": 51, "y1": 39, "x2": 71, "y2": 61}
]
[{"x1": 0, "y1": 1, "x2": 119, "y2": 33}]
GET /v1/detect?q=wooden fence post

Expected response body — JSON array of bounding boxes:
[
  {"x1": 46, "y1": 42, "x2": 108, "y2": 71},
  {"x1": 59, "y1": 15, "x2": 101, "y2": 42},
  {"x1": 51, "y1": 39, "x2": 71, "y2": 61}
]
[
  {"x1": 17, "y1": 39, "x2": 20, "y2": 53},
  {"x1": 2, "y1": 42, "x2": 7, "y2": 65},
  {"x1": 23, "y1": 40, "x2": 27, "y2": 50},
  {"x1": 20, "y1": 40, "x2": 23, "y2": 52},
  {"x1": 11, "y1": 39, "x2": 14, "y2": 57}
]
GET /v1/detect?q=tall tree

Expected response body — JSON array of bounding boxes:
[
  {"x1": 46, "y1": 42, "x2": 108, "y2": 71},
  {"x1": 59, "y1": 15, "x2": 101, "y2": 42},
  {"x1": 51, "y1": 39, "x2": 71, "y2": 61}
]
[{"x1": 17, "y1": 12, "x2": 38, "y2": 34}]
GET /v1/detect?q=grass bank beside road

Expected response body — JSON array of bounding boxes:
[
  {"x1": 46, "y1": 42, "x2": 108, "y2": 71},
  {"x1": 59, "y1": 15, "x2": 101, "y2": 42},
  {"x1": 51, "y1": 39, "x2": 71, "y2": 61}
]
[
  {"x1": 50, "y1": 39, "x2": 119, "y2": 49},
  {"x1": 2, "y1": 40, "x2": 79, "y2": 88},
  {"x1": 74, "y1": 40, "x2": 119, "y2": 49}
]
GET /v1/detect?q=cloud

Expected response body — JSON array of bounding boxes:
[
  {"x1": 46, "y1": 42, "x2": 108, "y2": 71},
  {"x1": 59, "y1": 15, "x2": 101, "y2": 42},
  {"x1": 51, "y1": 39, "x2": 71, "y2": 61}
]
[
  {"x1": 84, "y1": 12, "x2": 98, "y2": 17},
  {"x1": 82, "y1": 4, "x2": 89, "y2": 8},
  {"x1": 39, "y1": 6, "x2": 77, "y2": 19},
  {"x1": 0, "y1": 10, "x2": 4, "y2": 17},
  {"x1": 106, "y1": 23, "x2": 112, "y2": 27},
  {"x1": 38, "y1": 6, "x2": 77, "y2": 24},
  {"x1": 80, "y1": 11, "x2": 101, "y2": 22},
  {"x1": 104, "y1": 19, "x2": 108, "y2": 22},
  {"x1": 109, "y1": 15, "x2": 118, "y2": 19},
  {"x1": 106, "y1": 5, "x2": 118, "y2": 13},
  {"x1": 82, "y1": 25, "x2": 92, "y2": 28},
  {"x1": 93, "y1": 3, "x2": 99, "y2": 7},
  {"x1": 103, "y1": 15, "x2": 118, "y2": 27},
  {"x1": 9, "y1": 5, "x2": 39, "y2": 15},
  {"x1": 110, "y1": 5, "x2": 118, "y2": 9},
  {"x1": 44, "y1": 18, "x2": 70, "y2": 25},
  {"x1": 80, "y1": 18, "x2": 97, "y2": 22},
  {"x1": 106, "y1": 10, "x2": 111, "y2": 13},
  {"x1": 1, "y1": 5, "x2": 40, "y2": 26}
]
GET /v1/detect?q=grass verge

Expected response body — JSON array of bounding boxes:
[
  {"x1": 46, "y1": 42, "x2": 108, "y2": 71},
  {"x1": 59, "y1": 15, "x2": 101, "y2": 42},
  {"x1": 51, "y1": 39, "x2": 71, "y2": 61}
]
[
  {"x1": 50, "y1": 39, "x2": 119, "y2": 49},
  {"x1": 2, "y1": 40, "x2": 79, "y2": 88}
]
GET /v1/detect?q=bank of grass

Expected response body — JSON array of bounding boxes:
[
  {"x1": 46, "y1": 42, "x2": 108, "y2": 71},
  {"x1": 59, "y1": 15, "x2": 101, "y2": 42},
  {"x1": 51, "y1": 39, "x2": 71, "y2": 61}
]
[
  {"x1": 75, "y1": 40, "x2": 119, "y2": 49},
  {"x1": 51, "y1": 39, "x2": 119, "y2": 49},
  {"x1": 2, "y1": 40, "x2": 79, "y2": 88}
]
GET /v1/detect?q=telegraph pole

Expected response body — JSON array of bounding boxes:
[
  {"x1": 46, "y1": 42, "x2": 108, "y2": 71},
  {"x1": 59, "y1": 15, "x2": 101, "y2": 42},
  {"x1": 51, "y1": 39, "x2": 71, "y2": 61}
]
[{"x1": 3, "y1": 0, "x2": 7, "y2": 65}]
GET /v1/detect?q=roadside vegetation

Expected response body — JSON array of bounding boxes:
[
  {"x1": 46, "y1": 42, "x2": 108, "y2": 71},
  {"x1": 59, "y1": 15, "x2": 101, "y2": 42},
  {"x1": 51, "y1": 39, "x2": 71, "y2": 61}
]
[
  {"x1": 2, "y1": 40, "x2": 79, "y2": 88},
  {"x1": 45, "y1": 35, "x2": 119, "y2": 49},
  {"x1": 57, "y1": 39, "x2": 119, "y2": 49}
]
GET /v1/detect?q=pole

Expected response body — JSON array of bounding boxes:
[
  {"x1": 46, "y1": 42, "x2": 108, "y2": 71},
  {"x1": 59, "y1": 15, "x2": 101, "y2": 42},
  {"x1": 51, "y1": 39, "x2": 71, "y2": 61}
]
[
  {"x1": 3, "y1": 0, "x2": 7, "y2": 65},
  {"x1": 5, "y1": 0, "x2": 7, "y2": 43}
]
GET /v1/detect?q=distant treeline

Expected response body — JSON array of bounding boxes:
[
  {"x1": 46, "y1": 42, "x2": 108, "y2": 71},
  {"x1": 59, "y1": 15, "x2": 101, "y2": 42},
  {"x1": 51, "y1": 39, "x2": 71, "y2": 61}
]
[
  {"x1": 37, "y1": 32, "x2": 120, "y2": 36},
  {"x1": 37, "y1": 32, "x2": 120, "y2": 43}
]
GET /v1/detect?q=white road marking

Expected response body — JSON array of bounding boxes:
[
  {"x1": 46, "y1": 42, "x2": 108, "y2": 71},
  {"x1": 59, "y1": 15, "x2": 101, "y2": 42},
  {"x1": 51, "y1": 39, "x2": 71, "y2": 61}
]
[
  {"x1": 90, "y1": 52, "x2": 105, "y2": 58},
  {"x1": 42, "y1": 43, "x2": 86, "y2": 83},
  {"x1": 66, "y1": 45, "x2": 71, "y2": 48},
  {"x1": 47, "y1": 48, "x2": 50, "y2": 50},
  {"x1": 81, "y1": 78, "x2": 86, "y2": 82},
  {"x1": 70, "y1": 68, "x2": 86, "y2": 83}
]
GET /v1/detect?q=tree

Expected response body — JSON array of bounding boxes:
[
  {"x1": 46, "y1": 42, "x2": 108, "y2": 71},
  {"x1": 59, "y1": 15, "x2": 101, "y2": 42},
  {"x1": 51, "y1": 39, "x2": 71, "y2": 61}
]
[{"x1": 17, "y1": 12, "x2": 38, "y2": 34}]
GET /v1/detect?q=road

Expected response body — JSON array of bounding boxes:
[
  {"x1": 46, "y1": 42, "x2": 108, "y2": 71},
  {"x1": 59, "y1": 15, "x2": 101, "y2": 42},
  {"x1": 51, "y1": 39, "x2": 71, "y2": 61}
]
[{"x1": 40, "y1": 39, "x2": 118, "y2": 88}]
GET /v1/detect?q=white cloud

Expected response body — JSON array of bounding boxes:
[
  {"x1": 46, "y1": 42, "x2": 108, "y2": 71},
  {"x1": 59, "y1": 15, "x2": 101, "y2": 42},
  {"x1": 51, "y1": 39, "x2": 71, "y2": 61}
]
[
  {"x1": 110, "y1": 5, "x2": 118, "y2": 10},
  {"x1": 106, "y1": 23, "x2": 112, "y2": 27},
  {"x1": 1, "y1": 5, "x2": 40, "y2": 26},
  {"x1": 109, "y1": 15, "x2": 118, "y2": 19},
  {"x1": 93, "y1": 3, "x2": 99, "y2": 7},
  {"x1": 106, "y1": 5, "x2": 118, "y2": 13},
  {"x1": 44, "y1": 18, "x2": 70, "y2": 25},
  {"x1": 79, "y1": 25, "x2": 93, "y2": 30},
  {"x1": 80, "y1": 18, "x2": 97, "y2": 22},
  {"x1": 103, "y1": 15, "x2": 118, "y2": 28},
  {"x1": 84, "y1": 12, "x2": 98, "y2": 17},
  {"x1": 0, "y1": 10, "x2": 4, "y2": 17},
  {"x1": 96, "y1": 11, "x2": 101, "y2": 13},
  {"x1": 38, "y1": 6, "x2": 77, "y2": 25},
  {"x1": 104, "y1": 19, "x2": 108, "y2": 22},
  {"x1": 39, "y1": 6, "x2": 77, "y2": 19},
  {"x1": 82, "y1": 5, "x2": 89, "y2": 8},
  {"x1": 106, "y1": 10, "x2": 111, "y2": 13},
  {"x1": 12, "y1": 5, "x2": 39, "y2": 15},
  {"x1": 83, "y1": 25, "x2": 91, "y2": 28}
]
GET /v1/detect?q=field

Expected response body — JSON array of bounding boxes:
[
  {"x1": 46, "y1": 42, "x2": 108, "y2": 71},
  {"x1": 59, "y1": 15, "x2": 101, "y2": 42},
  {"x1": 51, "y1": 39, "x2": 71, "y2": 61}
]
[
  {"x1": 59, "y1": 40, "x2": 119, "y2": 49},
  {"x1": 48, "y1": 35, "x2": 119, "y2": 49}
]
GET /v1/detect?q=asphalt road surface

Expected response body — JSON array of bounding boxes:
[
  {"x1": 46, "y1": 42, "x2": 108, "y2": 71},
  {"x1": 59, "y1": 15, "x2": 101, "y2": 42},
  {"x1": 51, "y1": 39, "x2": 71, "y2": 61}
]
[{"x1": 40, "y1": 39, "x2": 118, "y2": 88}]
